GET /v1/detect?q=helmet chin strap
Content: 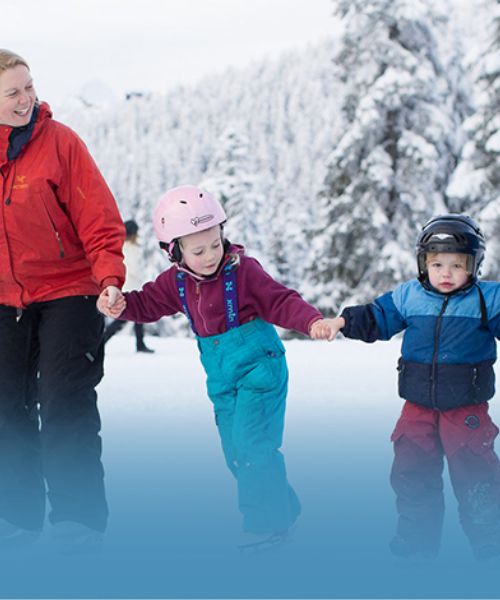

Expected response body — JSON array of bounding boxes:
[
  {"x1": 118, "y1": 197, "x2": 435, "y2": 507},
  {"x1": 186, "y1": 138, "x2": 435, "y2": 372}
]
[{"x1": 475, "y1": 283, "x2": 489, "y2": 329}]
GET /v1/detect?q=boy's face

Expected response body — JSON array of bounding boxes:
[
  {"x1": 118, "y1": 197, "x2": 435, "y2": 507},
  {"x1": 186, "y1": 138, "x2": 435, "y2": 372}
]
[
  {"x1": 180, "y1": 226, "x2": 224, "y2": 277},
  {"x1": 427, "y1": 252, "x2": 470, "y2": 293}
]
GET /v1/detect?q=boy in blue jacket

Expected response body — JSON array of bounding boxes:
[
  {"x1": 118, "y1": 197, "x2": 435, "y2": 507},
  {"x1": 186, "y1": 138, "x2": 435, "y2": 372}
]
[{"x1": 326, "y1": 214, "x2": 500, "y2": 561}]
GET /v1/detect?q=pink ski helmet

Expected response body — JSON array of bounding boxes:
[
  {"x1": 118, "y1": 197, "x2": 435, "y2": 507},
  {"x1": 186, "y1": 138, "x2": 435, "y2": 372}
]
[{"x1": 153, "y1": 185, "x2": 226, "y2": 252}]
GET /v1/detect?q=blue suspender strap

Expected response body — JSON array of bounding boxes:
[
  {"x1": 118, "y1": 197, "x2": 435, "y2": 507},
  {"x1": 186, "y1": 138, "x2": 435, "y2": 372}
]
[
  {"x1": 175, "y1": 264, "x2": 240, "y2": 335},
  {"x1": 223, "y1": 263, "x2": 239, "y2": 330},
  {"x1": 175, "y1": 271, "x2": 198, "y2": 335}
]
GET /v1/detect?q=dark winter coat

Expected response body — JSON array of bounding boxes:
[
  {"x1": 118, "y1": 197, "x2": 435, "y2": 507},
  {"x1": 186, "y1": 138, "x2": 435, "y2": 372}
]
[
  {"x1": 121, "y1": 245, "x2": 323, "y2": 337},
  {"x1": 0, "y1": 102, "x2": 125, "y2": 308},
  {"x1": 341, "y1": 279, "x2": 500, "y2": 411}
]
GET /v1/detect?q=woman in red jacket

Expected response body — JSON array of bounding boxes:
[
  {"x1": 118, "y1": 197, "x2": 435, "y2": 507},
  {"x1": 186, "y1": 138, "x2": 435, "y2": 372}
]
[{"x1": 0, "y1": 49, "x2": 125, "y2": 551}]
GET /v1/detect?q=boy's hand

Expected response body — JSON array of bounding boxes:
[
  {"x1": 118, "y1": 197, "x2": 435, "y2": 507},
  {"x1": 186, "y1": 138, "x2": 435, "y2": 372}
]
[
  {"x1": 309, "y1": 317, "x2": 345, "y2": 341},
  {"x1": 97, "y1": 286, "x2": 126, "y2": 318}
]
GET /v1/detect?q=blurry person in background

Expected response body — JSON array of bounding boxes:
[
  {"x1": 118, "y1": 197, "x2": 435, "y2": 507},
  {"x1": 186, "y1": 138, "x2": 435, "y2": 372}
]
[
  {"x1": 0, "y1": 49, "x2": 125, "y2": 551},
  {"x1": 104, "y1": 219, "x2": 155, "y2": 353}
]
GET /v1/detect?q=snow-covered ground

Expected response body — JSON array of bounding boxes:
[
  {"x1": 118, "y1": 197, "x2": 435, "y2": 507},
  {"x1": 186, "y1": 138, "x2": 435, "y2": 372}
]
[{"x1": 4, "y1": 333, "x2": 500, "y2": 599}]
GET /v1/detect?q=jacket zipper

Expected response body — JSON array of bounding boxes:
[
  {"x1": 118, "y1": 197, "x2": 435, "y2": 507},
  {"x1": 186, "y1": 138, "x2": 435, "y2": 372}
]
[
  {"x1": 194, "y1": 282, "x2": 210, "y2": 335},
  {"x1": 1, "y1": 164, "x2": 27, "y2": 306},
  {"x1": 1, "y1": 169, "x2": 5, "y2": 202},
  {"x1": 430, "y1": 296, "x2": 449, "y2": 408},
  {"x1": 41, "y1": 198, "x2": 65, "y2": 258},
  {"x1": 195, "y1": 280, "x2": 218, "y2": 336},
  {"x1": 54, "y1": 230, "x2": 65, "y2": 258},
  {"x1": 1, "y1": 163, "x2": 15, "y2": 205}
]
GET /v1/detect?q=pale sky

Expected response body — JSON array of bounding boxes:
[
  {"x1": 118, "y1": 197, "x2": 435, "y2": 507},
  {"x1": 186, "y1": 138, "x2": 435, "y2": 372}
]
[{"x1": 2, "y1": 0, "x2": 336, "y2": 103}]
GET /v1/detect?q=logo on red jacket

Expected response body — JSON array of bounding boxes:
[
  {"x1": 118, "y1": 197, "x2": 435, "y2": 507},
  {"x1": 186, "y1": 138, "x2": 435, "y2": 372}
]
[{"x1": 13, "y1": 175, "x2": 28, "y2": 190}]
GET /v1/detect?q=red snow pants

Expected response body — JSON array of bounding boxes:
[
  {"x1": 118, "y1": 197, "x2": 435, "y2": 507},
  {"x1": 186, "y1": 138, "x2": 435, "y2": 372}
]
[{"x1": 390, "y1": 401, "x2": 500, "y2": 559}]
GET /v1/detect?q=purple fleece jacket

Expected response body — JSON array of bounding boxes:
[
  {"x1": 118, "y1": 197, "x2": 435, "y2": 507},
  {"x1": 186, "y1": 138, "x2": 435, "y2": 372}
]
[{"x1": 121, "y1": 245, "x2": 322, "y2": 337}]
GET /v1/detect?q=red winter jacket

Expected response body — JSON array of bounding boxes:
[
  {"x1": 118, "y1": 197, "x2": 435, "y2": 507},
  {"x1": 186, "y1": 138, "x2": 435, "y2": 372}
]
[{"x1": 0, "y1": 102, "x2": 125, "y2": 307}]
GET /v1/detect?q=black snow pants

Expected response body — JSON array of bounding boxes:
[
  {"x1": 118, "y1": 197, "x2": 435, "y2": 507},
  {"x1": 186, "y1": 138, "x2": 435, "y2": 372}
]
[{"x1": 0, "y1": 296, "x2": 108, "y2": 532}]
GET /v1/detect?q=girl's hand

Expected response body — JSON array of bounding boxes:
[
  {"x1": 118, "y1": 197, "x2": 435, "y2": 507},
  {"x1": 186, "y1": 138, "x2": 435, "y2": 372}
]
[
  {"x1": 309, "y1": 317, "x2": 345, "y2": 341},
  {"x1": 97, "y1": 287, "x2": 126, "y2": 318}
]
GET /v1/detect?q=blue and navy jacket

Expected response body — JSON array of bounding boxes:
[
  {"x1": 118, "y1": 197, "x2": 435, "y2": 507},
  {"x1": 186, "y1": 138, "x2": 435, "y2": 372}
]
[{"x1": 341, "y1": 280, "x2": 500, "y2": 411}]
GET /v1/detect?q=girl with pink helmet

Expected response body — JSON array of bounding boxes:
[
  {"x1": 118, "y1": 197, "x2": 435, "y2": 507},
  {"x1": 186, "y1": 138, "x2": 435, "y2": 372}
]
[{"x1": 98, "y1": 184, "x2": 336, "y2": 550}]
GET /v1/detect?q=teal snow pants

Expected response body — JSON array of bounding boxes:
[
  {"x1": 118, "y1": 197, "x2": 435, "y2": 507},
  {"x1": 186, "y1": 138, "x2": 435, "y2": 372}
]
[{"x1": 197, "y1": 318, "x2": 300, "y2": 534}]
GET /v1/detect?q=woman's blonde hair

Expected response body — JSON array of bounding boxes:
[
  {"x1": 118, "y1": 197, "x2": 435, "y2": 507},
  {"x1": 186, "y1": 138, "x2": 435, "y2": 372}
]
[{"x1": 0, "y1": 49, "x2": 29, "y2": 73}]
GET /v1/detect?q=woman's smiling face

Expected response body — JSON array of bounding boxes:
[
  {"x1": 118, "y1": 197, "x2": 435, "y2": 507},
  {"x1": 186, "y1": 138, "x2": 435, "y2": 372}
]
[{"x1": 0, "y1": 64, "x2": 36, "y2": 127}]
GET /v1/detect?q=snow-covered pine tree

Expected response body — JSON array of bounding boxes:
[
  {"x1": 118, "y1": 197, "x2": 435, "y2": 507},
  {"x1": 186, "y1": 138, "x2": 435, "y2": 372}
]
[
  {"x1": 446, "y1": 0, "x2": 500, "y2": 278},
  {"x1": 61, "y1": 40, "x2": 341, "y2": 315},
  {"x1": 199, "y1": 126, "x2": 268, "y2": 261},
  {"x1": 308, "y1": 0, "x2": 467, "y2": 313}
]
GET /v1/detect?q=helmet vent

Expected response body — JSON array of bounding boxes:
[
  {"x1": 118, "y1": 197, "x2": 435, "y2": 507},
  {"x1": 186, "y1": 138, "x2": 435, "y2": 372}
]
[
  {"x1": 431, "y1": 233, "x2": 453, "y2": 241},
  {"x1": 179, "y1": 200, "x2": 187, "y2": 204}
]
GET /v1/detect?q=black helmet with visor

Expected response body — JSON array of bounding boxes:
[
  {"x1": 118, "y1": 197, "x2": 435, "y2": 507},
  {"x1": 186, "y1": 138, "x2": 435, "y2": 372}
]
[{"x1": 416, "y1": 214, "x2": 486, "y2": 289}]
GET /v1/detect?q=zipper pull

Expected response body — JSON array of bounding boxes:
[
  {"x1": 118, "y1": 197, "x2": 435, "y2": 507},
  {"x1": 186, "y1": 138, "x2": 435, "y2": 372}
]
[
  {"x1": 16, "y1": 308, "x2": 22, "y2": 322},
  {"x1": 55, "y1": 232, "x2": 65, "y2": 258}
]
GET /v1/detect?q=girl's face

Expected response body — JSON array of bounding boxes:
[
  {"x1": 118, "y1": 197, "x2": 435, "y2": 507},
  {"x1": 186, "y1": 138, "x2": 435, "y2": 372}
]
[
  {"x1": 0, "y1": 65, "x2": 36, "y2": 127},
  {"x1": 427, "y1": 252, "x2": 470, "y2": 293},
  {"x1": 180, "y1": 226, "x2": 224, "y2": 276}
]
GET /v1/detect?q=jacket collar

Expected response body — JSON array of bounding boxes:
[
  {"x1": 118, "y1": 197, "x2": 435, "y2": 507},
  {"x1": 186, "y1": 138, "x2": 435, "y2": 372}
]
[
  {"x1": 0, "y1": 101, "x2": 52, "y2": 167},
  {"x1": 423, "y1": 280, "x2": 475, "y2": 300}
]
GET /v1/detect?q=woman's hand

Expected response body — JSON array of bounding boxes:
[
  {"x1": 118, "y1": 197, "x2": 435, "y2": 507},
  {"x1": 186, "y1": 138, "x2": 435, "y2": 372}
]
[{"x1": 97, "y1": 286, "x2": 126, "y2": 318}]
